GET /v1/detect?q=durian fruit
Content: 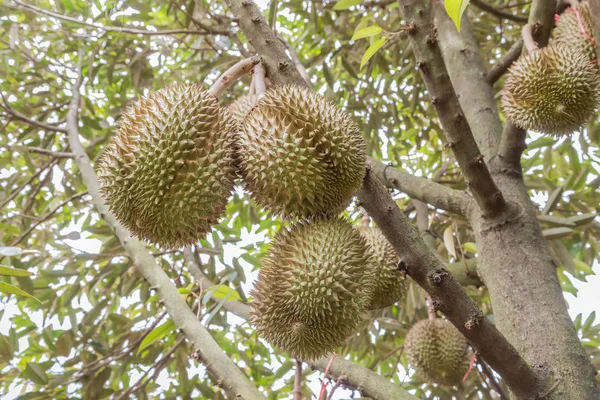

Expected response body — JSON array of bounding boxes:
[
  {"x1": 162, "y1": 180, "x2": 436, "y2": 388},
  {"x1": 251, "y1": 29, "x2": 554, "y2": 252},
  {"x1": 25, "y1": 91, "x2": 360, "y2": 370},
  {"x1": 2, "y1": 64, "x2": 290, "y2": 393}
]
[
  {"x1": 249, "y1": 217, "x2": 371, "y2": 360},
  {"x1": 404, "y1": 319, "x2": 470, "y2": 387},
  {"x1": 239, "y1": 86, "x2": 366, "y2": 218},
  {"x1": 98, "y1": 84, "x2": 237, "y2": 248},
  {"x1": 360, "y1": 227, "x2": 409, "y2": 310},
  {"x1": 554, "y1": 2, "x2": 597, "y2": 65},
  {"x1": 227, "y1": 93, "x2": 257, "y2": 122},
  {"x1": 501, "y1": 44, "x2": 600, "y2": 135}
]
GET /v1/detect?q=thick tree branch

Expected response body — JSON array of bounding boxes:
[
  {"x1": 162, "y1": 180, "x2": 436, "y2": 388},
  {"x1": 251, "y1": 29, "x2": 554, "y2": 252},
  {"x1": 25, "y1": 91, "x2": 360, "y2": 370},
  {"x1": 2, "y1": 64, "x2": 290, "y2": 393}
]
[
  {"x1": 433, "y1": 2, "x2": 503, "y2": 158},
  {"x1": 398, "y1": 0, "x2": 506, "y2": 218},
  {"x1": 470, "y1": 0, "x2": 529, "y2": 23},
  {"x1": 12, "y1": 1, "x2": 230, "y2": 36},
  {"x1": 223, "y1": 0, "x2": 307, "y2": 86},
  {"x1": 368, "y1": 158, "x2": 471, "y2": 216},
  {"x1": 485, "y1": 38, "x2": 523, "y2": 85},
  {"x1": 357, "y1": 169, "x2": 539, "y2": 399},
  {"x1": 65, "y1": 56, "x2": 265, "y2": 400}
]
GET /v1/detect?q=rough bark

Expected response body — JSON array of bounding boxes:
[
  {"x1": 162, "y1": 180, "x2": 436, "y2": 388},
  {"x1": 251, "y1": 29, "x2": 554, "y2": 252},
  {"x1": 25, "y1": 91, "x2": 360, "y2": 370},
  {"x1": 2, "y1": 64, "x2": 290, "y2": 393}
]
[
  {"x1": 590, "y1": 0, "x2": 600, "y2": 62},
  {"x1": 434, "y1": 2, "x2": 503, "y2": 158}
]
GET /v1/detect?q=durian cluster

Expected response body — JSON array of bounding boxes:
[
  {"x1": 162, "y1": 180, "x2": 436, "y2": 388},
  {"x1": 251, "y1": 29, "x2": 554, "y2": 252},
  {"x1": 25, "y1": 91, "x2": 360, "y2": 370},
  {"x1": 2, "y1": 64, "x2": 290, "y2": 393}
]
[
  {"x1": 502, "y1": 2, "x2": 600, "y2": 136},
  {"x1": 98, "y1": 80, "x2": 410, "y2": 360}
]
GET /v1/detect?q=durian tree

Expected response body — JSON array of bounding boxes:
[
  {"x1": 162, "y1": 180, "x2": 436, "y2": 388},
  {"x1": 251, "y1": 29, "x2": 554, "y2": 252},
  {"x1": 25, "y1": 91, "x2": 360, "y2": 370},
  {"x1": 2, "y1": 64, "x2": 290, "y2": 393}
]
[{"x1": 1, "y1": 0, "x2": 600, "y2": 399}]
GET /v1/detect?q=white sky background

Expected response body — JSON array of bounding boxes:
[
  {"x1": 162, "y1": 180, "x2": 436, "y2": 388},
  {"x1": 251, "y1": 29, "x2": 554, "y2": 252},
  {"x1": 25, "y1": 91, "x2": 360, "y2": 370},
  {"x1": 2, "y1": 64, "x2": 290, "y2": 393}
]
[{"x1": 1, "y1": 0, "x2": 599, "y2": 398}]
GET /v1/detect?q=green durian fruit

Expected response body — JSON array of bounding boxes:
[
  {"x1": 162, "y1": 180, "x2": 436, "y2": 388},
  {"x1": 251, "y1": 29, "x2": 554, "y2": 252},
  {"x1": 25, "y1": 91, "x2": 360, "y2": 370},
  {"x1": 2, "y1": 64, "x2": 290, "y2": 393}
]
[
  {"x1": 405, "y1": 319, "x2": 470, "y2": 387},
  {"x1": 249, "y1": 217, "x2": 370, "y2": 360},
  {"x1": 554, "y1": 2, "x2": 597, "y2": 65},
  {"x1": 98, "y1": 83, "x2": 236, "y2": 248},
  {"x1": 239, "y1": 85, "x2": 366, "y2": 218},
  {"x1": 501, "y1": 44, "x2": 600, "y2": 135},
  {"x1": 360, "y1": 227, "x2": 408, "y2": 310}
]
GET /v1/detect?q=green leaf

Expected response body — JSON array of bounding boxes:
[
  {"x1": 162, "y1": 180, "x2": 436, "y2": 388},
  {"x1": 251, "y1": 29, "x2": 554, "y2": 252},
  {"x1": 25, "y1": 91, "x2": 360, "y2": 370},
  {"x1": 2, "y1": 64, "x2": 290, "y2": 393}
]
[
  {"x1": 351, "y1": 25, "x2": 382, "y2": 40},
  {"x1": 0, "y1": 247, "x2": 22, "y2": 257},
  {"x1": 566, "y1": 213, "x2": 597, "y2": 227},
  {"x1": 207, "y1": 284, "x2": 242, "y2": 302},
  {"x1": 268, "y1": 0, "x2": 278, "y2": 29},
  {"x1": 0, "y1": 282, "x2": 40, "y2": 302},
  {"x1": 583, "y1": 311, "x2": 596, "y2": 331},
  {"x1": 0, "y1": 266, "x2": 33, "y2": 277},
  {"x1": 22, "y1": 362, "x2": 48, "y2": 385},
  {"x1": 542, "y1": 227, "x2": 573, "y2": 240},
  {"x1": 333, "y1": 0, "x2": 361, "y2": 10},
  {"x1": 444, "y1": 0, "x2": 470, "y2": 31},
  {"x1": 360, "y1": 37, "x2": 387, "y2": 69},
  {"x1": 137, "y1": 319, "x2": 176, "y2": 355},
  {"x1": 463, "y1": 242, "x2": 477, "y2": 253}
]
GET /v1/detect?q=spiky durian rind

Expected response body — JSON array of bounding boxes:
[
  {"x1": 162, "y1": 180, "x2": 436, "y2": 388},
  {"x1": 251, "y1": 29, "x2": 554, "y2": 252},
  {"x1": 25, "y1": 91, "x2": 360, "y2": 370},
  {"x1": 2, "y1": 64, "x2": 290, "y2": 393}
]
[
  {"x1": 97, "y1": 83, "x2": 236, "y2": 248},
  {"x1": 554, "y1": 2, "x2": 597, "y2": 64},
  {"x1": 501, "y1": 44, "x2": 600, "y2": 136},
  {"x1": 405, "y1": 319, "x2": 470, "y2": 386},
  {"x1": 227, "y1": 93, "x2": 258, "y2": 122},
  {"x1": 249, "y1": 217, "x2": 370, "y2": 360},
  {"x1": 360, "y1": 227, "x2": 408, "y2": 310},
  {"x1": 239, "y1": 86, "x2": 367, "y2": 218}
]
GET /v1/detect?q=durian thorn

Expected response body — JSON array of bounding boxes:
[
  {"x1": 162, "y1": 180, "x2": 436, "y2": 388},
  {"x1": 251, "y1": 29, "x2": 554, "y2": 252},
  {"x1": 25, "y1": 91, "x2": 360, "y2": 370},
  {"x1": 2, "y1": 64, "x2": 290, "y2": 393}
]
[
  {"x1": 253, "y1": 62, "x2": 267, "y2": 99},
  {"x1": 522, "y1": 24, "x2": 539, "y2": 53},
  {"x1": 209, "y1": 56, "x2": 260, "y2": 98}
]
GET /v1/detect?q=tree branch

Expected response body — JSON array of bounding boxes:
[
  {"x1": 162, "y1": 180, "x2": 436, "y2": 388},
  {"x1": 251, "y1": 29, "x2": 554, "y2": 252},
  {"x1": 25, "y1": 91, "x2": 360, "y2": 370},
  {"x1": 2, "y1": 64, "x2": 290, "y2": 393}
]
[
  {"x1": 0, "y1": 158, "x2": 58, "y2": 210},
  {"x1": 27, "y1": 146, "x2": 74, "y2": 159},
  {"x1": 223, "y1": 0, "x2": 307, "y2": 86},
  {"x1": 470, "y1": 0, "x2": 529, "y2": 23},
  {"x1": 293, "y1": 359, "x2": 303, "y2": 400},
  {"x1": 589, "y1": 0, "x2": 600, "y2": 61},
  {"x1": 398, "y1": 0, "x2": 506, "y2": 218},
  {"x1": 64, "y1": 54, "x2": 266, "y2": 400},
  {"x1": 433, "y1": 1, "x2": 503, "y2": 158},
  {"x1": 357, "y1": 169, "x2": 539, "y2": 398},
  {"x1": 1, "y1": 94, "x2": 67, "y2": 133},
  {"x1": 485, "y1": 38, "x2": 524, "y2": 85},
  {"x1": 368, "y1": 158, "x2": 471, "y2": 216},
  {"x1": 12, "y1": 1, "x2": 230, "y2": 36}
]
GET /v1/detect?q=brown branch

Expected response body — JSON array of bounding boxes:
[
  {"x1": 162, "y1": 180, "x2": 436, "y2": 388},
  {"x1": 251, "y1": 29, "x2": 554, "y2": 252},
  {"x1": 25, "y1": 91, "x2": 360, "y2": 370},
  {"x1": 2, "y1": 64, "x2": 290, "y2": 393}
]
[
  {"x1": 223, "y1": 0, "x2": 307, "y2": 86},
  {"x1": 368, "y1": 157, "x2": 471, "y2": 216},
  {"x1": 65, "y1": 51, "x2": 265, "y2": 400},
  {"x1": 357, "y1": 168, "x2": 539, "y2": 398},
  {"x1": 293, "y1": 359, "x2": 303, "y2": 400},
  {"x1": 471, "y1": 0, "x2": 529, "y2": 22},
  {"x1": 12, "y1": 1, "x2": 230, "y2": 36},
  {"x1": 433, "y1": 1, "x2": 503, "y2": 158},
  {"x1": 485, "y1": 38, "x2": 524, "y2": 85},
  {"x1": 399, "y1": 0, "x2": 506, "y2": 218},
  {"x1": 0, "y1": 158, "x2": 58, "y2": 211},
  {"x1": 27, "y1": 146, "x2": 74, "y2": 159},
  {"x1": 1, "y1": 94, "x2": 67, "y2": 133},
  {"x1": 9, "y1": 191, "x2": 88, "y2": 247},
  {"x1": 478, "y1": 355, "x2": 509, "y2": 400},
  {"x1": 209, "y1": 57, "x2": 260, "y2": 98}
]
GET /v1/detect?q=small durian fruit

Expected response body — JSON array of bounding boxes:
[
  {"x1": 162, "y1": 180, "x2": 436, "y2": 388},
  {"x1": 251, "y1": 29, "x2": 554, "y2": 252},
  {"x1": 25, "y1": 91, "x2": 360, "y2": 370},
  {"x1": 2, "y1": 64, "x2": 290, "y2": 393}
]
[
  {"x1": 554, "y1": 2, "x2": 597, "y2": 65},
  {"x1": 501, "y1": 44, "x2": 600, "y2": 135},
  {"x1": 227, "y1": 93, "x2": 257, "y2": 122},
  {"x1": 405, "y1": 319, "x2": 470, "y2": 386},
  {"x1": 249, "y1": 217, "x2": 370, "y2": 360},
  {"x1": 360, "y1": 227, "x2": 409, "y2": 310},
  {"x1": 98, "y1": 84, "x2": 236, "y2": 248},
  {"x1": 239, "y1": 86, "x2": 366, "y2": 218}
]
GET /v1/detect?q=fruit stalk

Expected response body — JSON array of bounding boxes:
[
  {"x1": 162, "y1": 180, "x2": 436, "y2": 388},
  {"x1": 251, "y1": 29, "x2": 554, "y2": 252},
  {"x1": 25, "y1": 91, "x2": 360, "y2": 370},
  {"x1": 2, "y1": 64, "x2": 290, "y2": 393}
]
[{"x1": 209, "y1": 57, "x2": 261, "y2": 98}]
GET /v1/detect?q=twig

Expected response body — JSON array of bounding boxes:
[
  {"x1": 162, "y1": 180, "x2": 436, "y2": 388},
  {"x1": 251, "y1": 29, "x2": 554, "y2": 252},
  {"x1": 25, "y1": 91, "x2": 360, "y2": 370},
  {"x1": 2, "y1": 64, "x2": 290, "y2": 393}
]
[
  {"x1": 0, "y1": 158, "x2": 58, "y2": 210},
  {"x1": 471, "y1": 0, "x2": 529, "y2": 22},
  {"x1": 478, "y1": 355, "x2": 509, "y2": 400},
  {"x1": 12, "y1": 1, "x2": 230, "y2": 36},
  {"x1": 293, "y1": 359, "x2": 303, "y2": 400},
  {"x1": 485, "y1": 38, "x2": 524, "y2": 84},
  {"x1": 327, "y1": 375, "x2": 346, "y2": 400},
  {"x1": 209, "y1": 57, "x2": 260, "y2": 98},
  {"x1": 1, "y1": 93, "x2": 67, "y2": 133},
  {"x1": 253, "y1": 62, "x2": 267, "y2": 98},
  {"x1": 27, "y1": 146, "x2": 74, "y2": 159}
]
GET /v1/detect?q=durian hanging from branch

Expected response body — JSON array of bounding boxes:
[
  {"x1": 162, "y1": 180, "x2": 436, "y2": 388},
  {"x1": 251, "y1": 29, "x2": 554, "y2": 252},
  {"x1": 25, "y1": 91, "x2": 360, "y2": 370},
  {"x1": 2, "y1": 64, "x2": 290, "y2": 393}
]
[
  {"x1": 97, "y1": 57, "x2": 260, "y2": 248},
  {"x1": 501, "y1": 24, "x2": 600, "y2": 136}
]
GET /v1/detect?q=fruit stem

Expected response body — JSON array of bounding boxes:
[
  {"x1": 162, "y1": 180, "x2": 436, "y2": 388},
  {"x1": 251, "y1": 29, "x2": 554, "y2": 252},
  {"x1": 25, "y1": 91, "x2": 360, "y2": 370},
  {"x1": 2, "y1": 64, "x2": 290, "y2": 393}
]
[
  {"x1": 522, "y1": 24, "x2": 539, "y2": 53},
  {"x1": 250, "y1": 73, "x2": 256, "y2": 96},
  {"x1": 253, "y1": 62, "x2": 267, "y2": 99},
  {"x1": 426, "y1": 294, "x2": 437, "y2": 320},
  {"x1": 361, "y1": 213, "x2": 371, "y2": 228},
  {"x1": 209, "y1": 57, "x2": 260, "y2": 98}
]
